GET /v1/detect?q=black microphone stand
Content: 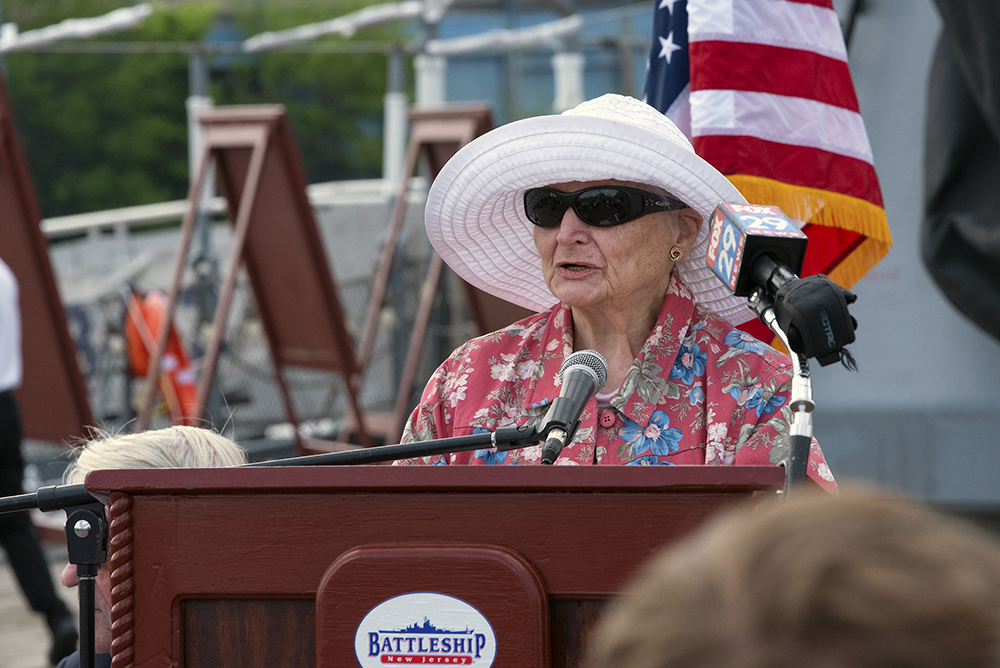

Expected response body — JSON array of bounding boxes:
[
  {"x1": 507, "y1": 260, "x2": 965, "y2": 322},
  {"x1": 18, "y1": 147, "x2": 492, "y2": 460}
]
[
  {"x1": 246, "y1": 424, "x2": 544, "y2": 467},
  {"x1": 748, "y1": 289, "x2": 814, "y2": 491},
  {"x1": 745, "y1": 252, "x2": 858, "y2": 492},
  {"x1": 0, "y1": 485, "x2": 108, "y2": 668}
]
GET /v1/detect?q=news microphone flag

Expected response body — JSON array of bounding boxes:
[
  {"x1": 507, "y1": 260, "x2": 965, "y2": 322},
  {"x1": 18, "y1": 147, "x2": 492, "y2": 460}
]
[
  {"x1": 645, "y1": 0, "x2": 892, "y2": 341},
  {"x1": 706, "y1": 203, "x2": 807, "y2": 296}
]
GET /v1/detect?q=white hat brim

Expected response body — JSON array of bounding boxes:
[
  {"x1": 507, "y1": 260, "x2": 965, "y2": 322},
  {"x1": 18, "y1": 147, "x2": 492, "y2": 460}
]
[{"x1": 425, "y1": 112, "x2": 756, "y2": 325}]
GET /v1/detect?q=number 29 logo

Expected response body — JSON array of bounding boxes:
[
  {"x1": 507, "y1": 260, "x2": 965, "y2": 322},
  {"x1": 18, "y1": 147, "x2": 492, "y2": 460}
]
[
  {"x1": 709, "y1": 217, "x2": 740, "y2": 291},
  {"x1": 738, "y1": 214, "x2": 792, "y2": 232}
]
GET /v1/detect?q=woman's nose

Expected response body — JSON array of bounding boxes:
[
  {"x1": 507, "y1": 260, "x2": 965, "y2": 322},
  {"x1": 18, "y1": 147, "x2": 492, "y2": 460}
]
[
  {"x1": 60, "y1": 562, "x2": 79, "y2": 588},
  {"x1": 555, "y1": 207, "x2": 591, "y2": 244}
]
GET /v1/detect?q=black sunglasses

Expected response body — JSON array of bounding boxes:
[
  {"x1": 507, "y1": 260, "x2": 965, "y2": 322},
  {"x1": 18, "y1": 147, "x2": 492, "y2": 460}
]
[{"x1": 524, "y1": 186, "x2": 688, "y2": 228}]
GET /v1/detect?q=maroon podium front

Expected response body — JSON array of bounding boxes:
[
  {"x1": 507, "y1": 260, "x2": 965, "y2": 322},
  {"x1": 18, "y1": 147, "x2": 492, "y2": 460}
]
[{"x1": 86, "y1": 466, "x2": 783, "y2": 668}]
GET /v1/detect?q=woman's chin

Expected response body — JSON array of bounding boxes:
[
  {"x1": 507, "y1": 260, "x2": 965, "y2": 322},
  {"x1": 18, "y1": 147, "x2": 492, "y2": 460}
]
[
  {"x1": 548, "y1": 271, "x2": 619, "y2": 310},
  {"x1": 552, "y1": 287, "x2": 607, "y2": 312}
]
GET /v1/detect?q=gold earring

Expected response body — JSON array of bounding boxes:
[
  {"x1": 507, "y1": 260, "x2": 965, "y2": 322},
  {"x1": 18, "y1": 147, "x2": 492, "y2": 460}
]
[{"x1": 669, "y1": 246, "x2": 683, "y2": 261}]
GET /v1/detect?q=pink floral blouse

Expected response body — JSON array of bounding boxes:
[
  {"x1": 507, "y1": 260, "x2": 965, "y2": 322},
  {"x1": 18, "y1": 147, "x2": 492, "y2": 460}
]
[{"x1": 397, "y1": 273, "x2": 836, "y2": 490}]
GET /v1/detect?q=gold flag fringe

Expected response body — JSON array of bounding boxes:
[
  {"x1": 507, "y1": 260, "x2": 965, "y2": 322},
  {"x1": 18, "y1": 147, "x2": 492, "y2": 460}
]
[
  {"x1": 727, "y1": 174, "x2": 893, "y2": 289},
  {"x1": 827, "y1": 237, "x2": 890, "y2": 288}
]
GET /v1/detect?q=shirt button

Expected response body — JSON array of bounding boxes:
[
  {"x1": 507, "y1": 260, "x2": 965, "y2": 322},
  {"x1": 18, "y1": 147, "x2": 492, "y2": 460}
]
[{"x1": 599, "y1": 410, "x2": 616, "y2": 428}]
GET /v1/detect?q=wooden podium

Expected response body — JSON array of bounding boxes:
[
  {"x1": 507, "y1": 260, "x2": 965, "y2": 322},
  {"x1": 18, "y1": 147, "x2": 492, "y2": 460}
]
[{"x1": 88, "y1": 466, "x2": 783, "y2": 668}]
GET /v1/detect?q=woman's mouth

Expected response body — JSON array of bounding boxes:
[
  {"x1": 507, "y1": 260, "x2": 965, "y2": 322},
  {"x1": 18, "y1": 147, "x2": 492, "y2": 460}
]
[{"x1": 556, "y1": 262, "x2": 596, "y2": 276}]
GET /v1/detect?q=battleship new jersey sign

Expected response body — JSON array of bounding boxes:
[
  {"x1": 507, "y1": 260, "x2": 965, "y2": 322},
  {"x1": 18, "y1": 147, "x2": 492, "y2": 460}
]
[{"x1": 355, "y1": 592, "x2": 497, "y2": 666}]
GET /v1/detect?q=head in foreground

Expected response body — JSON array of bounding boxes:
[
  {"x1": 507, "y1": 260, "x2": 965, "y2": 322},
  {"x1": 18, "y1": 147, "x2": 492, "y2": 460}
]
[
  {"x1": 585, "y1": 490, "x2": 1000, "y2": 668},
  {"x1": 60, "y1": 426, "x2": 246, "y2": 656},
  {"x1": 62, "y1": 425, "x2": 246, "y2": 484}
]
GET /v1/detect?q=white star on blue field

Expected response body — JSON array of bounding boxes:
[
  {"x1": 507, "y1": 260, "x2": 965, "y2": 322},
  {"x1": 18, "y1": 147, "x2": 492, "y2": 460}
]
[
  {"x1": 658, "y1": 32, "x2": 683, "y2": 64},
  {"x1": 645, "y1": 0, "x2": 690, "y2": 113}
]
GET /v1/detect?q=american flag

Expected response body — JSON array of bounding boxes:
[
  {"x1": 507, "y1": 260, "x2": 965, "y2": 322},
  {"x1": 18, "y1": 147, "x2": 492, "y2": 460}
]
[{"x1": 645, "y1": 0, "x2": 892, "y2": 341}]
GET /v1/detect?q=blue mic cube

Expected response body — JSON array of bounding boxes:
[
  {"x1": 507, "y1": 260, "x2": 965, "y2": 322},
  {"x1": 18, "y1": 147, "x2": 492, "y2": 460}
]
[{"x1": 705, "y1": 203, "x2": 808, "y2": 297}]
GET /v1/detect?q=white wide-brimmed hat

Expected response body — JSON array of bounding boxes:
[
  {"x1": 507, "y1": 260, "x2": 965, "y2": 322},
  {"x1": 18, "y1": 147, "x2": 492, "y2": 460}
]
[{"x1": 424, "y1": 93, "x2": 755, "y2": 325}]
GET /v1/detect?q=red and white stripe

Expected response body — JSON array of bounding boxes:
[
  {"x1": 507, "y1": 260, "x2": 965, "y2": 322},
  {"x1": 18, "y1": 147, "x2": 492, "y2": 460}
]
[
  {"x1": 682, "y1": 0, "x2": 883, "y2": 209},
  {"x1": 688, "y1": 0, "x2": 847, "y2": 60}
]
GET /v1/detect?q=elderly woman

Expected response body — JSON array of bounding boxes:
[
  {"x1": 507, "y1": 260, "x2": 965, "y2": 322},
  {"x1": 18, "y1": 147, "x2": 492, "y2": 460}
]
[{"x1": 398, "y1": 94, "x2": 835, "y2": 489}]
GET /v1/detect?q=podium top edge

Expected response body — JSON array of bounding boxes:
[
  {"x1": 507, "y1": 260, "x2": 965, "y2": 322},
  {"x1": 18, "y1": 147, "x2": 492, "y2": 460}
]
[{"x1": 85, "y1": 465, "x2": 784, "y2": 496}]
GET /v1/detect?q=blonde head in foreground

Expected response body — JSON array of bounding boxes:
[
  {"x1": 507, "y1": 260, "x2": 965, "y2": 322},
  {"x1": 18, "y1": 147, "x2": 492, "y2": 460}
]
[
  {"x1": 63, "y1": 425, "x2": 246, "y2": 483},
  {"x1": 58, "y1": 426, "x2": 246, "y2": 657},
  {"x1": 586, "y1": 490, "x2": 1000, "y2": 668}
]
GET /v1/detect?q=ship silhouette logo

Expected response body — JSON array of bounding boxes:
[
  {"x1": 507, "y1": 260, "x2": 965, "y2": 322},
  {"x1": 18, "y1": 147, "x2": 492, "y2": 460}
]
[
  {"x1": 355, "y1": 592, "x2": 497, "y2": 667},
  {"x1": 381, "y1": 616, "x2": 474, "y2": 635}
]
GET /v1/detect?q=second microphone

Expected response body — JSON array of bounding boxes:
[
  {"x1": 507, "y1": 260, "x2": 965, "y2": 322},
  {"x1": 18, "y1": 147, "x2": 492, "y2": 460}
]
[{"x1": 539, "y1": 350, "x2": 608, "y2": 465}]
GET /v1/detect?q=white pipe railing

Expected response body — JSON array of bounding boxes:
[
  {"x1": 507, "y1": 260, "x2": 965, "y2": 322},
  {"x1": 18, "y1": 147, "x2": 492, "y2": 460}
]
[
  {"x1": 40, "y1": 178, "x2": 427, "y2": 240},
  {"x1": 0, "y1": 4, "x2": 152, "y2": 53}
]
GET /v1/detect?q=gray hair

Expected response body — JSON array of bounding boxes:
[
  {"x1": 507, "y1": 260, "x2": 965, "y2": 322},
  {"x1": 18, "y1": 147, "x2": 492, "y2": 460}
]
[
  {"x1": 585, "y1": 488, "x2": 1000, "y2": 668},
  {"x1": 63, "y1": 426, "x2": 247, "y2": 484}
]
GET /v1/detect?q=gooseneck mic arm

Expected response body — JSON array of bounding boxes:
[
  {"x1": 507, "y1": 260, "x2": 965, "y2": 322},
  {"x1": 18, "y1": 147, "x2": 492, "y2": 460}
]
[
  {"x1": 252, "y1": 350, "x2": 609, "y2": 468},
  {"x1": 0, "y1": 483, "x2": 98, "y2": 514},
  {"x1": 0, "y1": 485, "x2": 108, "y2": 668},
  {"x1": 749, "y1": 289, "x2": 814, "y2": 490},
  {"x1": 751, "y1": 253, "x2": 854, "y2": 488},
  {"x1": 248, "y1": 424, "x2": 544, "y2": 466}
]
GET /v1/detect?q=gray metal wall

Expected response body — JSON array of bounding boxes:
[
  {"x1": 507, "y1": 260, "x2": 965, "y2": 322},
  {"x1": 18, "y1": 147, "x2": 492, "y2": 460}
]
[{"x1": 818, "y1": 0, "x2": 1000, "y2": 505}]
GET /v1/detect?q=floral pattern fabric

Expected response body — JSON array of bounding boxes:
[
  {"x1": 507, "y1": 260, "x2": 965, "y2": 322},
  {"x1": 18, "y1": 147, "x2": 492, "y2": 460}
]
[{"x1": 396, "y1": 273, "x2": 836, "y2": 490}]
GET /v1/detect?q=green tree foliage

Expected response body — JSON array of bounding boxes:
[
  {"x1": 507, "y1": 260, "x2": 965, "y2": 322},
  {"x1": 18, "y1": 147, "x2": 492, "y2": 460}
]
[
  {"x1": 2, "y1": 1, "x2": 403, "y2": 217},
  {"x1": 217, "y1": 1, "x2": 399, "y2": 184}
]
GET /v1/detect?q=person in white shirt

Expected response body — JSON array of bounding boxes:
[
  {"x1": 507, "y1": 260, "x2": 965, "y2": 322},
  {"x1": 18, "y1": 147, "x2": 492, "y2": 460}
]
[{"x1": 0, "y1": 258, "x2": 78, "y2": 664}]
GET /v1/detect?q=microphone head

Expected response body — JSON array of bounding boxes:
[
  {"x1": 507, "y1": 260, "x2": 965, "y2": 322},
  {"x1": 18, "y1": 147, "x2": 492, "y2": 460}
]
[
  {"x1": 559, "y1": 349, "x2": 609, "y2": 392},
  {"x1": 705, "y1": 203, "x2": 808, "y2": 297}
]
